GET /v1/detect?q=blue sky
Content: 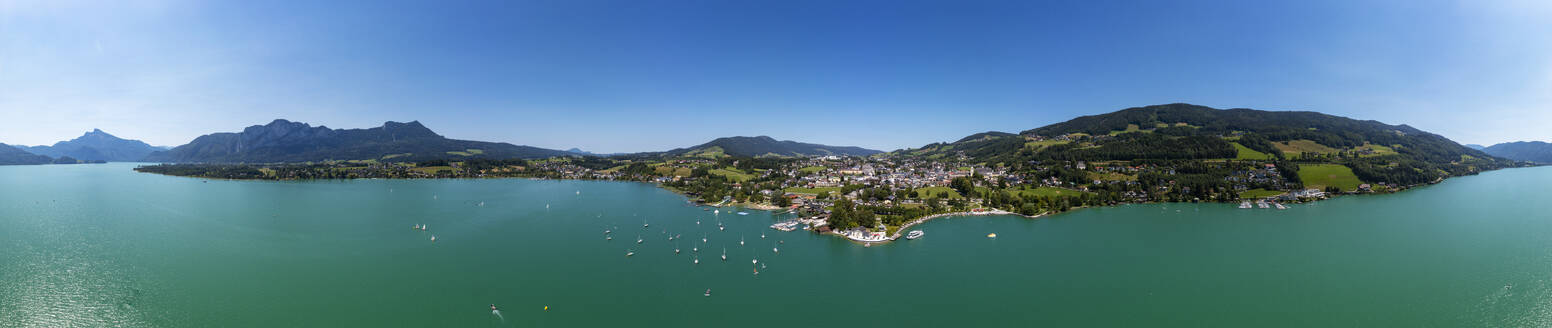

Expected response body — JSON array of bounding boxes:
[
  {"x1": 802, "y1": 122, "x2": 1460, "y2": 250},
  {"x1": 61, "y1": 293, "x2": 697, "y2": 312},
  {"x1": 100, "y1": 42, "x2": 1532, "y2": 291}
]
[{"x1": 2, "y1": 0, "x2": 1549, "y2": 152}]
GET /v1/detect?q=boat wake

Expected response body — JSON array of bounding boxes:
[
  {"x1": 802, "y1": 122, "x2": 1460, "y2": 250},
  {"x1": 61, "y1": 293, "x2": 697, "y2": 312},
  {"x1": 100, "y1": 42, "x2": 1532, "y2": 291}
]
[{"x1": 492, "y1": 310, "x2": 504, "y2": 321}]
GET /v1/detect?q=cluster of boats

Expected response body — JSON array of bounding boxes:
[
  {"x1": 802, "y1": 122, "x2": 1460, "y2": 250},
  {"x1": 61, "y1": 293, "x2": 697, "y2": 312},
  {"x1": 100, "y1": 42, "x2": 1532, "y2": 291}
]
[
  {"x1": 411, "y1": 224, "x2": 436, "y2": 242},
  {"x1": 617, "y1": 213, "x2": 783, "y2": 257},
  {"x1": 610, "y1": 208, "x2": 790, "y2": 295}
]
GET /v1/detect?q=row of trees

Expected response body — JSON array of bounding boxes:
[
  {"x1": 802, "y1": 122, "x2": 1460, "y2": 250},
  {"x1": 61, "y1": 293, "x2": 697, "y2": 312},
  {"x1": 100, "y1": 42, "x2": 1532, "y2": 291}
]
[{"x1": 827, "y1": 198, "x2": 876, "y2": 230}]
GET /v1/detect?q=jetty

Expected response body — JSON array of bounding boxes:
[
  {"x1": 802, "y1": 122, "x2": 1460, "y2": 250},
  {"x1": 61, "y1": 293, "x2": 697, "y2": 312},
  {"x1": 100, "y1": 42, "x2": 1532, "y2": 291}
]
[{"x1": 879, "y1": 208, "x2": 1039, "y2": 242}]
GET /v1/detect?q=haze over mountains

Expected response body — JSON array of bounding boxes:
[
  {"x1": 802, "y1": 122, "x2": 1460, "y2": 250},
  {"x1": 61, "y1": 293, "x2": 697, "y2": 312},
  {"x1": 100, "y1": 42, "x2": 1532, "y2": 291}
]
[
  {"x1": 1, "y1": 104, "x2": 1545, "y2": 167},
  {"x1": 0, "y1": 143, "x2": 53, "y2": 165},
  {"x1": 21, "y1": 129, "x2": 162, "y2": 162},
  {"x1": 1480, "y1": 141, "x2": 1552, "y2": 164},
  {"x1": 1, "y1": 121, "x2": 884, "y2": 165},
  {"x1": 132, "y1": 120, "x2": 879, "y2": 163}
]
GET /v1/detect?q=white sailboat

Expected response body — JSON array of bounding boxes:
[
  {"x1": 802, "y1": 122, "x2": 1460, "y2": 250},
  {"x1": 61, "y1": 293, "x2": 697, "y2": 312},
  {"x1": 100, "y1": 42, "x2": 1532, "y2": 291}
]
[{"x1": 721, "y1": 248, "x2": 727, "y2": 261}]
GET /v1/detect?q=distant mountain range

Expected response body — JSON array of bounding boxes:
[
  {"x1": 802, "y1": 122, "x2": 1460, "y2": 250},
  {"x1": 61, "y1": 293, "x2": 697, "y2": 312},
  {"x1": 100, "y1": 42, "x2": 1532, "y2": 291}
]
[
  {"x1": 0, "y1": 143, "x2": 53, "y2": 165},
  {"x1": 21, "y1": 129, "x2": 161, "y2": 162},
  {"x1": 8, "y1": 108, "x2": 1534, "y2": 170},
  {"x1": 1465, "y1": 144, "x2": 1486, "y2": 150},
  {"x1": 143, "y1": 119, "x2": 573, "y2": 163},
  {"x1": 1480, "y1": 141, "x2": 1552, "y2": 163},
  {"x1": 565, "y1": 148, "x2": 626, "y2": 157},
  {"x1": 641, "y1": 136, "x2": 883, "y2": 158},
  {"x1": 9, "y1": 120, "x2": 881, "y2": 164}
]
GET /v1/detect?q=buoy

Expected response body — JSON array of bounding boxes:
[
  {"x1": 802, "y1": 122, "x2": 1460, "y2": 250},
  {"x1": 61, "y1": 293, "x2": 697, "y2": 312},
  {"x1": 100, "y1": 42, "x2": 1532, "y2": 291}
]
[{"x1": 544, "y1": 306, "x2": 549, "y2": 311}]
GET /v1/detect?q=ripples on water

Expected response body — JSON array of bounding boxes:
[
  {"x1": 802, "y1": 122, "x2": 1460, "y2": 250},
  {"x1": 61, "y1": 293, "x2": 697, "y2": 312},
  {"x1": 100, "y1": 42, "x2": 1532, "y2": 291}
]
[
  {"x1": 1, "y1": 209, "x2": 158, "y2": 327},
  {"x1": 4, "y1": 164, "x2": 1552, "y2": 327}
]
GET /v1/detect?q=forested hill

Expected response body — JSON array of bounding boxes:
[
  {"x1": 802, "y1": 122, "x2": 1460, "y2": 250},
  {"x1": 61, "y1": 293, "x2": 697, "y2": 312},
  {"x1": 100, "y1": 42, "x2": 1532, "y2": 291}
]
[
  {"x1": 644, "y1": 136, "x2": 883, "y2": 158},
  {"x1": 1, "y1": 143, "x2": 53, "y2": 165},
  {"x1": 897, "y1": 103, "x2": 1517, "y2": 187},
  {"x1": 1482, "y1": 141, "x2": 1552, "y2": 164},
  {"x1": 143, "y1": 119, "x2": 572, "y2": 163},
  {"x1": 954, "y1": 131, "x2": 1018, "y2": 143}
]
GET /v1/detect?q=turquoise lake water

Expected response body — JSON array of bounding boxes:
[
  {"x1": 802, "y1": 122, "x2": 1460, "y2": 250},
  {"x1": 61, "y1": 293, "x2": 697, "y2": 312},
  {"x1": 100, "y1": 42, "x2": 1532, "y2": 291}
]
[{"x1": 2, "y1": 163, "x2": 1552, "y2": 327}]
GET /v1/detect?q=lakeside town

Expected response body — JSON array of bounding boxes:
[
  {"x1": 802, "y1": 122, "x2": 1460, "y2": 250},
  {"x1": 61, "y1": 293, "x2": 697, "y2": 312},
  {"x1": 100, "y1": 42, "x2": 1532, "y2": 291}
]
[{"x1": 136, "y1": 148, "x2": 1404, "y2": 244}]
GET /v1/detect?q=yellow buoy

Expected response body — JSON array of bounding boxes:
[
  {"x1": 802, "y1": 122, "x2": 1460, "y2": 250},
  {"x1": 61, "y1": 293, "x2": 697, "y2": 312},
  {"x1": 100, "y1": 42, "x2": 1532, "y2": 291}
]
[{"x1": 543, "y1": 306, "x2": 549, "y2": 311}]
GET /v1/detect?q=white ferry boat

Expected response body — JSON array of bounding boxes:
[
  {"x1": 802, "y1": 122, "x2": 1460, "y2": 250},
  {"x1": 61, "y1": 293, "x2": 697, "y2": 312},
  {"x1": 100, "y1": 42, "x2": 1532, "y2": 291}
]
[{"x1": 906, "y1": 230, "x2": 925, "y2": 240}]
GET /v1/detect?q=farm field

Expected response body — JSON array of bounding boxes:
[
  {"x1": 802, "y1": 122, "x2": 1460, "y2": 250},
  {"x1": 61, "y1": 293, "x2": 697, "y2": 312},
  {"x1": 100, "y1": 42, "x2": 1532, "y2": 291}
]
[{"x1": 1298, "y1": 164, "x2": 1363, "y2": 191}]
